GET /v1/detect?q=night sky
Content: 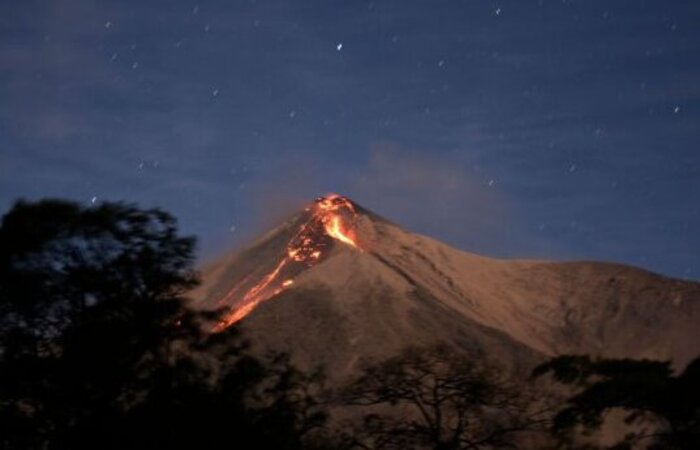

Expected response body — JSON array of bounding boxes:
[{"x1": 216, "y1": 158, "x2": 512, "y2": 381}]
[{"x1": 1, "y1": 0, "x2": 698, "y2": 280}]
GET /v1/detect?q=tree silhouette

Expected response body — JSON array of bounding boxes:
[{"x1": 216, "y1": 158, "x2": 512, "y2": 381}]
[
  {"x1": 533, "y1": 354, "x2": 700, "y2": 449},
  {"x1": 0, "y1": 199, "x2": 327, "y2": 450},
  {"x1": 340, "y1": 345, "x2": 551, "y2": 450}
]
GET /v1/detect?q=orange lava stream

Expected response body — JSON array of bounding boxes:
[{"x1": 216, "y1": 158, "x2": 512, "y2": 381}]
[
  {"x1": 214, "y1": 194, "x2": 360, "y2": 329},
  {"x1": 323, "y1": 215, "x2": 358, "y2": 248},
  {"x1": 215, "y1": 274, "x2": 252, "y2": 306},
  {"x1": 214, "y1": 258, "x2": 288, "y2": 330}
]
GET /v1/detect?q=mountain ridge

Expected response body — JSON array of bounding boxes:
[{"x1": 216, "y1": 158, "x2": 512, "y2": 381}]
[{"x1": 193, "y1": 195, "x2": 700, "y2": 379}]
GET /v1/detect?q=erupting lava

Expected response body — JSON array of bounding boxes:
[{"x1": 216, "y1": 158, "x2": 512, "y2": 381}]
[
  {"x1": 214, "y1": 194, "x2": 361, "y2": 330},
  {"x1": 317, "y1": 195, "x2": 359, "y2": 248}
]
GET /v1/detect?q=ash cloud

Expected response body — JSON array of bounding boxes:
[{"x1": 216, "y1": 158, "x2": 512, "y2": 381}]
[
  {"x1": 225, "y1": 142, "x2": 542, "y2": 260},
  {"x1": 347, "y1": 142, "x2": 512, "y2": 254},
  {"x1": 223, "y1": 152, "x2": 333, "y2": 253}
]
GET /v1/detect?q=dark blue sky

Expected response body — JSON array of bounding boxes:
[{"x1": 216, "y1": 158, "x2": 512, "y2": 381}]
[{"x1": 1, "y1": 0, "x2": 698, "y2": 279}]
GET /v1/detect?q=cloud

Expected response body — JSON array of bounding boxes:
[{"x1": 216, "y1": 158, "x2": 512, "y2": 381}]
[
  {"x1": 347, "y1": 141, "x2": 510, "y2": 253},
  {"x1": 224, "y1": 151, "x2": 334, "y2": 249},
  {"x1": 220, "y1": 142, "x2": 554, "y2": 259}
]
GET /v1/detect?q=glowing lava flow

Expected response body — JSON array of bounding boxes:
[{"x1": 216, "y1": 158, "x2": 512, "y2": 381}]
[
  {"x1": 214, "y1": 194, "x2": 360, "y2": 330},
  {"x1": 323, "y1": 215, "x2": 358, "y2": 248},
  {"x1": 317, "y1": 194, "x2": 358, "y2": 248}
]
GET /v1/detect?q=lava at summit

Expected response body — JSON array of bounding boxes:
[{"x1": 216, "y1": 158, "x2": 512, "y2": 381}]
[
  {"x1": 195, "y1": 191, "x2": 700, "y2": 387},
  {"x1": 214, "y1": 194, "x2": 361, "y2": 330},
  {"x1": 317, "y1": 195, "x2": 359, "y2": 248}
]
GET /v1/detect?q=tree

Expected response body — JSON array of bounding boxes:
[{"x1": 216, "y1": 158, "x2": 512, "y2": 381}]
[
  {"x1": 533, "y1": 354, "x2": 700, "y2": 449},
  {"x1": 0, "y1": 199, "x2": 201, "y2": 449},
  {"x1": 0, "y1": 199, "x2": 327, "y2": 450},
  {"x1": 340, "y1": 345, "x2": 551, "y2": 450}
]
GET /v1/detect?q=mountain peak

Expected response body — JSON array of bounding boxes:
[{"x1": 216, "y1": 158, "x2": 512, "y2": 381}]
[
  {"x1": 210, "y1": 194, "x2": 367, "y2": 329},
  {"x1": 194, "y1": 194, "x2": 700, "y2": 377}
]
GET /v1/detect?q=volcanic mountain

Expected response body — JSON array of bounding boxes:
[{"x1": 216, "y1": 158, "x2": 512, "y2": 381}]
[{"x1": 193, "y1": 195, "x2": 700, "y2": 380}]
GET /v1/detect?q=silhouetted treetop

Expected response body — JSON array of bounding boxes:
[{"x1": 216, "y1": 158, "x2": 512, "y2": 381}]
[
  {"x1": 0, "y1": 199, "x2": 327, "y2": 450},
  {"x1": 534, "y1": 354, "x2": 700, "y2": 449},
  {"x1": 341, "y1": 345, "x2": 552, "y2": 450},
  {"x1": 0, "y1": 199, "x2": 197, "y2": 337}
]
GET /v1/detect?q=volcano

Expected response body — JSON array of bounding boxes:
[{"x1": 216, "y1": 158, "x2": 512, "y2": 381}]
[{"x1": 193, "y1": 195, "x2": 700, "y2": 379}]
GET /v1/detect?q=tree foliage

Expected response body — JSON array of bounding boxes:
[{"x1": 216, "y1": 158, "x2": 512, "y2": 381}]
[
  {"x1": 0, "y1": 199, "x2": 326, "y2": 450},
  {"x1": 341, "y1": 345, "x2": 551, "y2": 450},
  {"x1": 533, "y1": 354, "x2": 700, "y2": 449}
]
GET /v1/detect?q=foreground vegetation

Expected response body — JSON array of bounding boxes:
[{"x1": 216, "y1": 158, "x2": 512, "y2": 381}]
[{"x1": 1, "y1": 199, "x2": 697, "y2": 449}]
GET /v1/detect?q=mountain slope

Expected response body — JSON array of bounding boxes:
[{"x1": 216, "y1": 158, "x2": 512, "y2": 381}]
[{"x1": 193, "y1": 195, "x2": 700, "y2": 379}]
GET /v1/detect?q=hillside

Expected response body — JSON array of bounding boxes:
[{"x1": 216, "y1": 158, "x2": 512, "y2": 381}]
[{"x1": 193, "y1": 195, "x2": 700, "y2": 380}]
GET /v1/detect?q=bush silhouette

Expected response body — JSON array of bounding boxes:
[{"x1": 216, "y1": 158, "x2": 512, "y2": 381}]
[
  {"x1": 534, "y1": 354, "x2": 700, "y2": 449},
  {"x1": 0, "y1": 199, "x2": 326, "y2": 450},
  {"x1": 340, "y1": 345, "x2": 551, "y2": 450}
]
